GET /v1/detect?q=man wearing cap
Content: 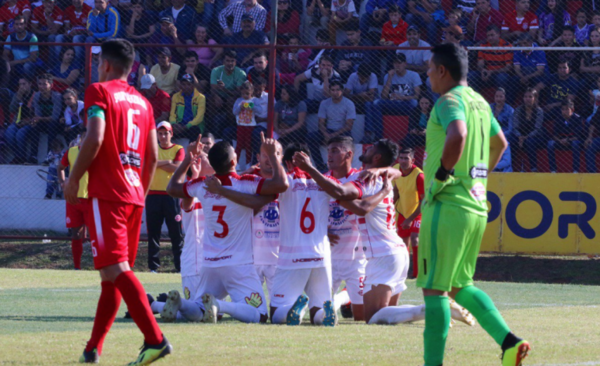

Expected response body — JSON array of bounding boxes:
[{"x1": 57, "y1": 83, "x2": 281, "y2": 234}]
[
  {"x1": 226, "y1": 13, "x2": 269, "y2": 67},
  {"x1": 219, "y1": 0, "x2": 267, "y2": 35},
  {"x1": 150, "y1": 47, "x2": 181, "y2": 95},
  {"x1": 396, "y1": 26, "x2": 432, "y2": 75},
  {"x1": 170, "y1": 73, "x2": 206, "y2": 141},
  {"x1": 158, "y1": 0, "x2": 196, "y2": 42},
  {"x1": 146, "y1": 121, "x2": 185, "y2": 273},
  {"x1": 140, "y1": 74, "x2": 171, "y2": 122},
  {"x1": 85, "y1": 0, "x2": 121, "y2": 43},
  {"x1": 150, "y1": 16, "x2": 186, "y2": 63},
  {"x1": 514, "y1": 32, "x2": 547, "y2": 89}
]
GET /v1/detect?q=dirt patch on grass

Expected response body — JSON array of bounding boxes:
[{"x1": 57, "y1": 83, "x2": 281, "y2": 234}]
[{"x1": 1, "y1": 241, "x2": 599, "y2": 284}]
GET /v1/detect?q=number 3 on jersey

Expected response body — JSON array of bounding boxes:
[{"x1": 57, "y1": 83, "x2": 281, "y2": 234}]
[
  {"x1": 300, "y1": 198, "x2": 315, "y2": 234},
  {"x1": 212, "y1": 205, "x2": 229, "y2": 238}
]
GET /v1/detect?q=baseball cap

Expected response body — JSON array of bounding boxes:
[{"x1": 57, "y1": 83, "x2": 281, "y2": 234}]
[
  {"x1": 157, "y1": 47, "x2": 172, "y2": 57},
  {"x1": 91, "y1": 46, "x2": 101, "y2": 55},
  {"x1": 180, "y1": 73, "x2": 194, "y2": 82},
  {"x1": 160, "y1": 16, "x2": 174, "y2": 24},
  {"x1": 407, "y1": 25, "x2": 420, "y2": 33},
  {"x1": 140, "y1": 74, "x2": 156, "y2": 90},
  {"x1": 241, "y1": 13, "x2": 255, "y2": 22},
  {"x1": 157, "y1": 121, "x2": 173, "y2": 131}
]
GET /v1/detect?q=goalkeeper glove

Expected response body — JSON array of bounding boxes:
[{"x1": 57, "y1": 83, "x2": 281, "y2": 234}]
[{"x1": 426, "y1": 161, "x2": 460, "y2": 205}]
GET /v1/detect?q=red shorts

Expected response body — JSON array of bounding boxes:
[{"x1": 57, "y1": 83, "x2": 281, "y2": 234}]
[
  {"x1": 87, "y1": 198, "x2": 144, "y2": 270},
  {"x1": 396, "y1": 213, "x2": 421, "y2": 238},
  {"x1": 66, "y1": 198, "x2": 88, "y2": 228}
]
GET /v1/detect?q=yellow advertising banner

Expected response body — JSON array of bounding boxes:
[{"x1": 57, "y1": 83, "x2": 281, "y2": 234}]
[{"x1": 483, "y1": 173, "x2": 600, "y2": 254}]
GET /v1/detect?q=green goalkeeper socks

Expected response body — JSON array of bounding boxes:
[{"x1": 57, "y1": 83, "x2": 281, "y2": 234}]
[
  {"x1": 455, "y1": 286, "x2": 511, "y2": 346},
  {"x1": 423, "y1": 295, "x2": 450, "y2": 366}
]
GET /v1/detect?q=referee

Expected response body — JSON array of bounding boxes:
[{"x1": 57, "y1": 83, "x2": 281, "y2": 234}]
[
  {"x1": 419, "y1": 43, "x2": 529, "y2": 366},
  {"x1": 147, "y1": 121, "x2": 184, "y2": 272}
]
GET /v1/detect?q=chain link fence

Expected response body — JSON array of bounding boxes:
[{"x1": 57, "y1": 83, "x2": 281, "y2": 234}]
[{"x1": 0, "y1": 0, "x2": 597, "y2": 240}]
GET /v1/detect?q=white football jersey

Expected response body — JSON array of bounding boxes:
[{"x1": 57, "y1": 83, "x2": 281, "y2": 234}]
[
  {"x1": 278, "y1": 168, "x2": 356, "y2": 269},
  {"x1": 253, "y1": 199, "x2": 280, "y2": 266},
  {"x1": 327, "y1": 169, "x2": 365, "y2": 261},
  {"x1": 180, "y1": 198, "x2": 204, "y2": 277},
  {"x1": 357, "y1": 178, "x2": 406, "y2": 259},
  {"x1": 184, "y1": 173, "x2": 264, "y2": 268}
]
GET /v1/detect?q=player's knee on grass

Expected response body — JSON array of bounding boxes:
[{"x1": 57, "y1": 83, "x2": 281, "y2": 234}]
[
  {"x1": 260, "y1": 313, "x2": 268, "y2": 323},
  {"x1": 352, "y1": 304, "x2": 365, "y2": 321},
  {"x1": 363, "y1": 284, "x2": 393, "y2": 323}
]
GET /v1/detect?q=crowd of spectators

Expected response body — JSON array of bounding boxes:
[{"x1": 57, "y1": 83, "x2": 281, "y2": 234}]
[{"x1": 1, "y1": 0, "x2": 600, "y2": 173}]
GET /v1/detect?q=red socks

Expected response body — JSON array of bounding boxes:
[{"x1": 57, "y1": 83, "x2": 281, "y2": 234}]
[
  {"x1": 71, "y1": 239, "x2": 83, "y2": 269},
  {"x1": 114, "y1": 271, "x2": 163, "y2": 345},
  {"x1": 86, "y1": 281, "x2": 122, "y2": 354},
  {"x1": 412, "y1": 246, "x2": 419, "y2": 278}
]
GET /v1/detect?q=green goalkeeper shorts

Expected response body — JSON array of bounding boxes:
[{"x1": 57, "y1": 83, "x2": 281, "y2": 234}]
[{"x1": 416, "y1": 201, "x2": 487, "y2": 292}]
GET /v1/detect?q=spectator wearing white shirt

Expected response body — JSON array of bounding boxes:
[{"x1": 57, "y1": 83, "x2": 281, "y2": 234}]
[
  {"x1": 396, "y1": 26, "x2": 432, "y2": 75},
  {"x1": 344, "y1": 62, "x2": 378, "y2": 114}
]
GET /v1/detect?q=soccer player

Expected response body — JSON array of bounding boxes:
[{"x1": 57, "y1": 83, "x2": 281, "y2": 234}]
[
  {"x1": 269, "y1": 143, "x2": 362, "y2": 326},
  {"x1": 392, "y1": 148, "x2": 424, "y2": 278},
  {"x1": 57, "y1": 129, "x2": 88, "y2": 270},
  {"x1": 163, "y1": 136, "x2": 288, "y2": 324},
  {"x1": 64, "y1": 39, "x2": 172, "y2": 365},
  {"x1": 324, "y1": 136, "x2": 366, "y2": 321},
  {"x1": 420, "y1": 42, "x2": 529, "y2": 366}
]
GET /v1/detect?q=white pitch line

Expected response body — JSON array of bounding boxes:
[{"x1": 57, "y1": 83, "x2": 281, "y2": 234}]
[{"x1": 531, "y1": 362, "x2": 600, "y2": 366}]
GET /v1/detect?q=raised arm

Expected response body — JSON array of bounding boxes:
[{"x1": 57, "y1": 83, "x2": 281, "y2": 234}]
[
  {"x1": 204, "y1": 176, "x2": 276, "y2": 210},
  {"x1": 293, "y1": 151, "x2": 360, "y2": 200},
  {"x1": 256, "y1": 134, "x2": 289, "y2": 195},
  {"x1": 167, "y1": 136, "x2": 203, "y2": 198}
]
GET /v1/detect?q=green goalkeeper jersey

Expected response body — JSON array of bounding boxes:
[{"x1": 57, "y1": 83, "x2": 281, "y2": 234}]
[{"x1": 423, "y1": 85, "x2": 501, "y2": 216}]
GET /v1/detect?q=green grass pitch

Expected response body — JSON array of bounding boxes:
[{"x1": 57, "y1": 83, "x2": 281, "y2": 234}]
[{"x1": 1, "y1": 268, "x2": 599, "y2": 365}]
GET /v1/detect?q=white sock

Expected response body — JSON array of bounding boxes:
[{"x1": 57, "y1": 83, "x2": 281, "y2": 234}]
[
  {"x1": 313, "y1": 308, "x2": 325, "y2": 325},
  {"x1": 150, "y1": 301, "x2": 165, "y2": 313},
  {"x1": 368, "y1": 304, "x2": 425, "y2": 325},
  {"x1": 217, "y1": 299, "x2": 261, "y2": 323},
  {"x1": 333, "y1": 291, "x2": 350, "y2": 313},
  {"x1": 178, "y1": 298, "x2": 203, "y2": 322},
  {"x1": 271, "y1": 304, "x2": 293, "y2": 324}
]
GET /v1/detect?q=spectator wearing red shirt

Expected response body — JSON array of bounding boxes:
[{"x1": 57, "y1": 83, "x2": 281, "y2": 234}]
[
  {"x1": 501, "y1": 0, "x2": 539, "y2": 42},
  {"x1": 31, "y1": 0, "x2": 63, "y2": 40},
  {"x1": 140, "y1": 74, "x2": 171, "y2": 122},
  {"x1": 467, "y1": 0, "x2": 503, "y2": 44},
  {"x1": 264, "y1": 0, "x2": 300, "y2": 36},
  {"x1": 53, "y1": 0, "x2": 91, "y2": 65},
  {"x1": 379, "y1": 5, "x2": 408, "y2": 46},
  {"x1": 468, "y1": 25, "x2": 516, "y2": 100},
  {"x1": 0, "y1": 0, "x2": 31, "y2": 40}
]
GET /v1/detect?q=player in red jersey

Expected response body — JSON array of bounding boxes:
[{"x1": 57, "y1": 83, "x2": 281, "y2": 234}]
[{"x1": 64, "y1": 39, "x2": 172, "y2": 365}]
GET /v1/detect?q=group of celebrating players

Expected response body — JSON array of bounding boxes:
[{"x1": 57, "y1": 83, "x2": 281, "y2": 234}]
[{"x1": 63, "y1": 38, "x2": 531, "y2": 366}]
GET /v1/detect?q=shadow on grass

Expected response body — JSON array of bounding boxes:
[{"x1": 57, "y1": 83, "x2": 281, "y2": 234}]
[
  {"x1": 0, "y1": 315, "x2": 134, "y2": 323},
  {"x1": 474, "y1": 254, "x2": 600, "y2": 286}
]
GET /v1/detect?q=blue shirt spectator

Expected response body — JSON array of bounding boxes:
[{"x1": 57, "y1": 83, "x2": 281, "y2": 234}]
[
  {"x1": 513, "y1": 34, "x2": 547, "y2": 85},
  {"x1": 336, "y1": 24, "x2": 373, "y2": 82},
  {"x1": 86, "y1": 1, "x2": 121, "y2": 40},
  {"x1": 158, "y1": 0, "x2": 196, "y2": 42}
]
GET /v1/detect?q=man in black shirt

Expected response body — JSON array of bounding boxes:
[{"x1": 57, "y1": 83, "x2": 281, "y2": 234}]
[
  {"x1": 177, "y1": 51, "x2": 210, "y2": 94},
  {"x1": 547, "y1": 99, "x2": 583, "y2": 173}
]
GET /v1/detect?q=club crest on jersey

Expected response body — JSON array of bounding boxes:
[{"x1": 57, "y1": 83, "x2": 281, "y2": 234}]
[
  {"x1": 328, "y1": 202, "x2": 348, "y2": 227},
  {"x1": 260, "y1": 203, "x2": 279, "y2": 229}
]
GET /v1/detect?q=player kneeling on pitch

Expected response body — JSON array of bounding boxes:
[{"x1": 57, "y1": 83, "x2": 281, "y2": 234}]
[
  {"x1": 164, "y1": 135, "x2": 288, "y2": 324},
  {"x1": 419, "y1": 43, "x2": 530, "y2": 366}
]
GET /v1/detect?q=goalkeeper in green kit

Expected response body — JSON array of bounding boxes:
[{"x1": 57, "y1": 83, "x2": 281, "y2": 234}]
[{"x1": 418, "y1": 43, "x2": 530, "y2": 366}]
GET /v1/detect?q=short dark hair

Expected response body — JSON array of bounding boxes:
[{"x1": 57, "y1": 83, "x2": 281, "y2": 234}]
[
  {"x1": 13, "y1": 14, "x2": 25, "y2": 23},
  {"x1": 208, "y1": 141, "x2": 235, "y2": 174},
  {"x1": 357, "y1": 62, "x2": 371, "y2": 77},
  {"x1": 562, "y1": 25, "x2": 575, "y2": 34},
  {"x1": 344, "y1": 18, "x2": 360, "y2": 32},
  {"x1": 253, "y1": 76, "x2": 267, "y2": 86},
  {"x1": 373, "y1": 139, "x2": 399, "y2": 167},
  {"x1": 486, "y1": 24, "x2": 500, "y2": 34},
  {"x1": 319, "y1": 55, "x2": 333, "y2": 65},
  {"x1": 398, "y1": 147, "x2": 414, "y2": 158},
  {"x1": 283, "y1": 142, "x2": 311, "y2": 164},
  {"x1": 328, "y1": 135, "x2": 354, "y2": 152},
  {"x1": 184, "y1": 51, "x2": 199, "y2": 60},
  {"x1": 223, "y1": 50, "x2": 237, "y2": 60},
  {"x1": 280, "y1": 84, "x2": 300, "y2": 108},
  {"x1": 201, "y1": 132, "x2": 215, "y2": 141},
  {"x1": 37, "y1": 73, "x2": 53, "y2": 84},
  {"x1": 561, "y1": 99, "x2": 574, "y2": 108},
  {"x1": 254, "y1": 52, "x2": 267, "y2": 60},
  {"x1": 388, "y1": 4, "x2": 400, "y2": 13},
  {"x1": 329, "y1": 80, "x2": 344, "y2": 90},
  {"x1": 59, "y1": 46, "x2": 76, "y2": 62},
  {"x1": 431, "y1": 43, "x2": 469, "y2": 83},
  {"x1": 287, "y1": 33, "x2": 301, "y2": 43},
  {"x1": 101, "y1": 39, "x2": 135, "y2": 72}
]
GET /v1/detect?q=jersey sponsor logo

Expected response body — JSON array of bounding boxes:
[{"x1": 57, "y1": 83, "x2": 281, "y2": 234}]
[
  {"x1": 292, "y1": 257, "x2": 324, "y2": 263},
  {"x1": 245, "y1": 292, "x2": 263, "y2": 308},
  {"x1": 203, "y1": 191, "x2": 222, "y2": 199},
  {"x1": 255, "y1": 229, "x2": 264, "y2": 238},
  {"x1": 470, "y1": 164, "x2": 489, "y2": 179},
  {"x1": 124, "y1": 168, "x2": 141, "y2": 187},
  {"x1": 204, "y1": 255, "x2": 233, "y2": 261},
  {"x1": 113, "y1": 91, "x2": 148, "y2": 109},
  {"x1": 291, "y1": 182, "x2": 321, "y2": 192},
  {"x1": 470, "y1": 182, "x2": 487, "y2": 201},
  {"x1": 119, "y1": 151, "x2": 141, "y2": 168}
]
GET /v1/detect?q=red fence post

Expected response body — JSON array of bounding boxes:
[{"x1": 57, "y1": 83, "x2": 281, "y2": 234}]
[{"x1": 266, "y1": 0, "x2": 278, "y2": 139}]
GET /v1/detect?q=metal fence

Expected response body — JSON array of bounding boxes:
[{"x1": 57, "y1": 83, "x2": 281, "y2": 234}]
[{"x1": 1, "y1": 0, "x2": 598, "y2": 239}]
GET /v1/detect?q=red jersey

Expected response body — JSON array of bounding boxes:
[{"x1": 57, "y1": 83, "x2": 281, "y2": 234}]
[
  {"x1": 31, "y1": 4, "x2": 64, "y2": 29},
  {"x1": 502, "y1": 11, "x2": 539, "y2": 33},
  {"x1": 0, "y1": 0, "x2": 31, "y2": 38},
  {"x1": 84, "y1": 80, "x2": 156, "y2": 206},
  {"x1": 381, "y1": 20, "x2": 409, "y2": 46},
  {"x1": 63, "y1": 4, "x2": 91, "y2": 32},
  {"x1": 146, "y1": 87, "x2": 171, "y2": 120}
]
